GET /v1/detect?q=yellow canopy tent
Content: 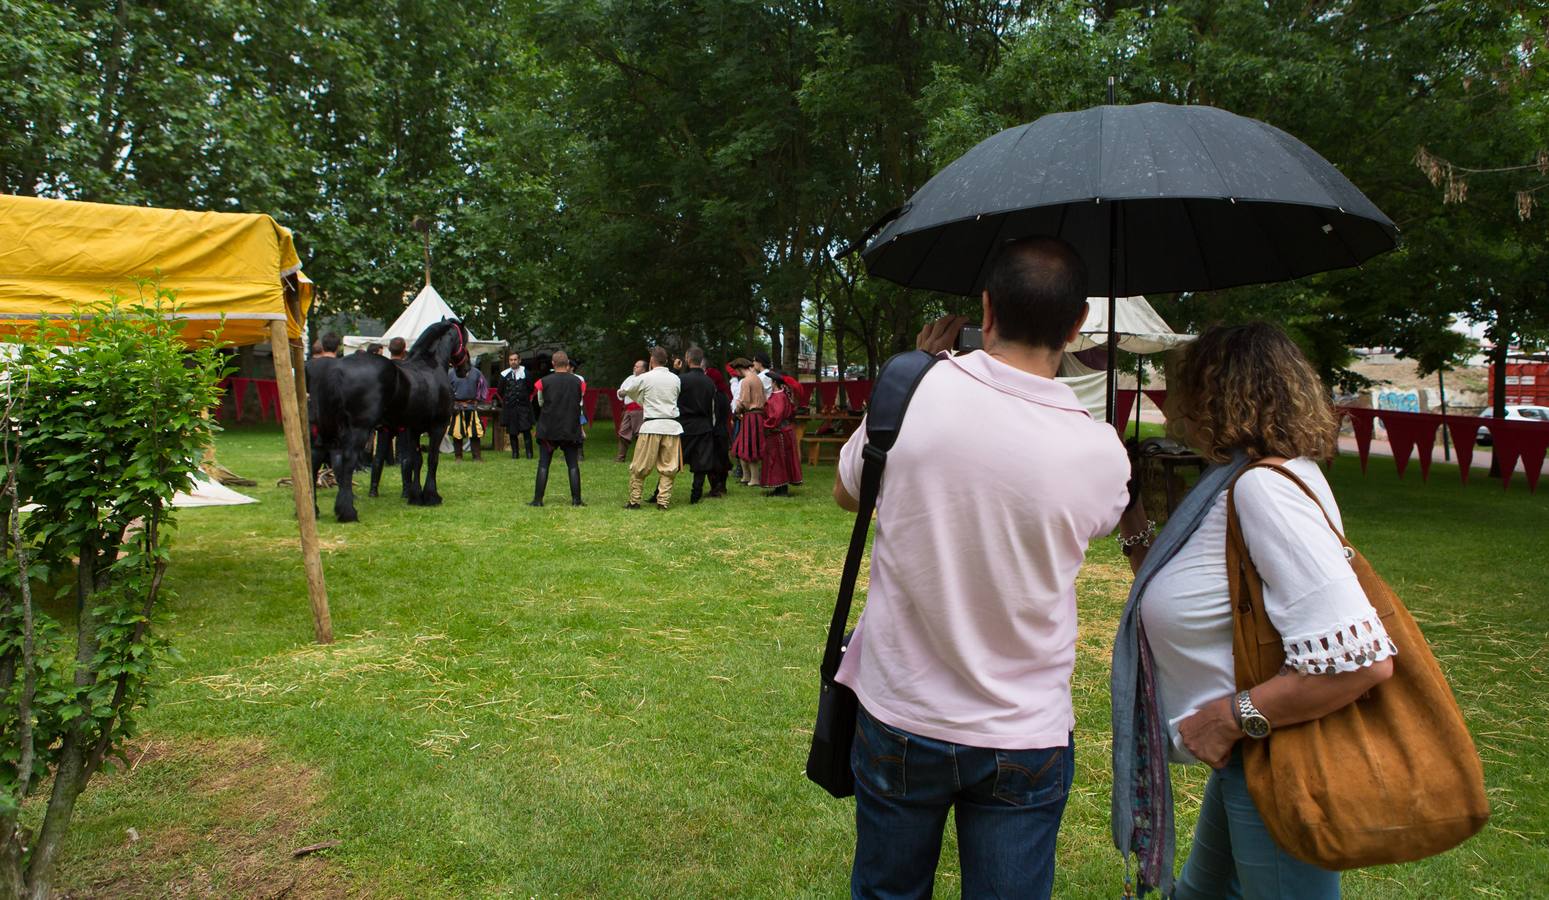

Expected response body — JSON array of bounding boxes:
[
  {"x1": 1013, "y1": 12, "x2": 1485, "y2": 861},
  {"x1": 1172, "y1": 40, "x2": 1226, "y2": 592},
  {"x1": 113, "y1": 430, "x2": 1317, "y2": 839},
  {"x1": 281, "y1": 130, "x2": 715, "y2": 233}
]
[
  {"x1": 0, "y1": 194, "x2": 312, "y2": 344},
  {"x1": 0, "y1": 194, "x2": 332, "y2": 642}
]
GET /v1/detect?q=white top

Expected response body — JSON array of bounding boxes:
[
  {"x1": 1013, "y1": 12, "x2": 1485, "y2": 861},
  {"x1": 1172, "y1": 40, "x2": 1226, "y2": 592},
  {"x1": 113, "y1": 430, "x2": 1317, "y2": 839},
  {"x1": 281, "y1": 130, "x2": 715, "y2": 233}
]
[
  {"x1": 834, "y1": 350, "x2": 1130, "y2": 749},
  {"x1": 1141, "y1": 458, "x2": 1397, "y2": 764},
  {"x1": 620, "y1": 367, "x2": 682, "y2": 436},
  {"x1": 756, "y1": 369, "x2": 773, "y2": 393},
  {"x1": 729, "y1": 375, "x2": 744, "y2": 412}
]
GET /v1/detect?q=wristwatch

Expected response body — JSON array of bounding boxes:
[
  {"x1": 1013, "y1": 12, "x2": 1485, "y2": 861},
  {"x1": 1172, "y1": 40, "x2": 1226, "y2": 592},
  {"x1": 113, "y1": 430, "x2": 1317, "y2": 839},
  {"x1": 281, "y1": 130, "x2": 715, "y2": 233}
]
[{"x1": 1235, "y1": 690, "x2": 1272, "y2": 739}]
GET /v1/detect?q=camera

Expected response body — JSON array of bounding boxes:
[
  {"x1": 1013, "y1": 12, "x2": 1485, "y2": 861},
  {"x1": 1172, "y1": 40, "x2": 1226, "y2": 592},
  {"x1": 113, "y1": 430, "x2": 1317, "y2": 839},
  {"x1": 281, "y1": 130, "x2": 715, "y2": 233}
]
[{"x1": 954, "y1": 324, "x2": 983, "y2": 353}]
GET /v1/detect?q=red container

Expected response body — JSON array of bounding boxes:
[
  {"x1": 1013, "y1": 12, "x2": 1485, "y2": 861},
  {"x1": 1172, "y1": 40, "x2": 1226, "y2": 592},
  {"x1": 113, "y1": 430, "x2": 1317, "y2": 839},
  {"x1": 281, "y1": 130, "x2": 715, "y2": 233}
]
[{"x1": 1491, "y1": 362, "x2": 1549, "y2": 407}]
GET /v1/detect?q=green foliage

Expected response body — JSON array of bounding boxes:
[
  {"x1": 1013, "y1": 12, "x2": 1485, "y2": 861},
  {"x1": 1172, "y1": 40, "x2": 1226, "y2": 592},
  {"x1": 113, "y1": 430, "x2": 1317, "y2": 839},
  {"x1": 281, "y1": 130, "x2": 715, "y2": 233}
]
[
  {"x1": 5, "y1": 1, "x2": 1544, "y2": 379},
  {"x1": 0, "y1": 286, "x2": 226, "y2": 894}
]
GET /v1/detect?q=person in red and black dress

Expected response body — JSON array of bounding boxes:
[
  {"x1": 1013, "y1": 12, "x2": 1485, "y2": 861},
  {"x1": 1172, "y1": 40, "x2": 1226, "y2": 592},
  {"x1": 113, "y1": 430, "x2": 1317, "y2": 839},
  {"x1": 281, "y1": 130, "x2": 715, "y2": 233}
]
[{"x1": 759, "y1": 372, "x2": 804, "y2": 496}]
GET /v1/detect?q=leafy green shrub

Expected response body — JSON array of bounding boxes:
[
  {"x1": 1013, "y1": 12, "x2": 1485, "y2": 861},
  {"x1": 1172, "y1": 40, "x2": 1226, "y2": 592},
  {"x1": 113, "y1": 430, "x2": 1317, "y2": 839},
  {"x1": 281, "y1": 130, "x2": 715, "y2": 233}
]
[{"x1": 1, "y1": 288, "x2": 226, "y2": 900}]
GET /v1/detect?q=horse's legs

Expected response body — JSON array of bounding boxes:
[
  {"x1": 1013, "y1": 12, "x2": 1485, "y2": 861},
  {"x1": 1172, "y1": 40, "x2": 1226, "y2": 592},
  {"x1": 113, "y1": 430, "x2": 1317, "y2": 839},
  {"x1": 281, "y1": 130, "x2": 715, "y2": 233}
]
[
  {"x1": 332, "y1": 428, "x2": 364, "y2": 522},
  {"x1": 370, "y1": 429, "x2": 392, "y2": 497},
  {"x1": 401, "y1": 429, "x2": 422, "y2": 503},
  {"x1": 310, "y1": 433, "x2": 327, "y2": 516},
  {"x1": 421, "y1": 424, "x2": 445, "y2": 506}
]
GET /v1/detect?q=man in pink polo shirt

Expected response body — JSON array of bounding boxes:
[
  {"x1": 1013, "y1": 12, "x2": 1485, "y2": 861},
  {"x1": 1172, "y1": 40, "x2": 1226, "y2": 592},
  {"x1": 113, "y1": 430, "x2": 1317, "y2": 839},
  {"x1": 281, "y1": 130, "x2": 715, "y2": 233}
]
[{"x1": 833, "y1": 237, "x2": 1129, "y2": 899}]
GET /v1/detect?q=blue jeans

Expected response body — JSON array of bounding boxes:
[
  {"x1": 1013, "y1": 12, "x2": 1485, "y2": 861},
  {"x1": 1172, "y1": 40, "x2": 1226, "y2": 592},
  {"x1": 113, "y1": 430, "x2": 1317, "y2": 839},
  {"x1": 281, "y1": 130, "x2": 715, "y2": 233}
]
[
  {"x1": 1174, "y1": 749, "x2": 1341, "y2": 900},
  {"x1": 850, "y1": 705, "x2": 1073, "y2": 900}
]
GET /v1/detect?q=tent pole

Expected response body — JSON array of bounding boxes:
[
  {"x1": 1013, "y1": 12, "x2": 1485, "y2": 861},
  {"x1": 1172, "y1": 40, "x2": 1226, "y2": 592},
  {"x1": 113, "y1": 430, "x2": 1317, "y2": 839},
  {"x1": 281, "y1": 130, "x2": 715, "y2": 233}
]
[
  {"x1": 294, "y1": 344, "x2": 312, "y2": 475},
  {"x1": 1135, "y1": 357, "x2": 1145, "y2": 441},
  {"x1": 269, "y1": 319, "x2": 333, "y2": 644}
]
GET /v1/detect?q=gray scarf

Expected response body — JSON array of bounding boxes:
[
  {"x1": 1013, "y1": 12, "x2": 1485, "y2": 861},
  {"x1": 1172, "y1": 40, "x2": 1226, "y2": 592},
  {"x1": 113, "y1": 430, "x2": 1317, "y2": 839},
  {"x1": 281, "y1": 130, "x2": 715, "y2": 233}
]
[{"x1": 1110, "y1": 452, "x2": 1248, "y2": 896}]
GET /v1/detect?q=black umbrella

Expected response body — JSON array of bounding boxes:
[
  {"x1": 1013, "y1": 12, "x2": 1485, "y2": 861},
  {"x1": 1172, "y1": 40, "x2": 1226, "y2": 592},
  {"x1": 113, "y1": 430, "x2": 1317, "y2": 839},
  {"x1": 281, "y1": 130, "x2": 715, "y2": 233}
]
[{"x1": 856, "y1": 101, "x2": 1397, "y2": 420}]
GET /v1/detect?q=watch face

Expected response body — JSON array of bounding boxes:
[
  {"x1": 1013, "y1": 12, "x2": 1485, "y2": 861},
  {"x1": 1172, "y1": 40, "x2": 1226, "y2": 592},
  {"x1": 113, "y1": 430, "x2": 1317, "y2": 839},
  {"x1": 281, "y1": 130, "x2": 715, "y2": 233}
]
[{"x1": 1243, "y1": 714, "x2": 1271, "y2": 739}]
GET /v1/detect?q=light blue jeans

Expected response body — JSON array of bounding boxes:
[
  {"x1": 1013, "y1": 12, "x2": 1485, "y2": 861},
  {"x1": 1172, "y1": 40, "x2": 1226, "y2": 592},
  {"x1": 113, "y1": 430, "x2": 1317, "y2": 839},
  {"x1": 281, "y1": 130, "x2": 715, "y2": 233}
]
[{"x1": 1173, "y1": 749, "x2": 1341, "y2": 900}]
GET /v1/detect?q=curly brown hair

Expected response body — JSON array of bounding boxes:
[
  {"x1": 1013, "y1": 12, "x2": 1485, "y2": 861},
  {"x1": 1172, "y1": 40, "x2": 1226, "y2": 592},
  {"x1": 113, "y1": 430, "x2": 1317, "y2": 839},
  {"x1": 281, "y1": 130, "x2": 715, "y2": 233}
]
[{"x1": 1166, "y1": 322, "x2": 1338, "y2": 464}]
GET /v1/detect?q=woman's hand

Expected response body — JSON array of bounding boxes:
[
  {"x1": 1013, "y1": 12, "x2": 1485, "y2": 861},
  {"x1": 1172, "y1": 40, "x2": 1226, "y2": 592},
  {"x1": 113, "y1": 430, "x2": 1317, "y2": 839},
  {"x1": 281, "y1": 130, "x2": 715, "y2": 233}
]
[
  {"x1": 916, "y1": 314, "x2": 970, "y2": 354},
  {"x1": 1178, "y1": 695, "x2": 1239, "y2": 769}
]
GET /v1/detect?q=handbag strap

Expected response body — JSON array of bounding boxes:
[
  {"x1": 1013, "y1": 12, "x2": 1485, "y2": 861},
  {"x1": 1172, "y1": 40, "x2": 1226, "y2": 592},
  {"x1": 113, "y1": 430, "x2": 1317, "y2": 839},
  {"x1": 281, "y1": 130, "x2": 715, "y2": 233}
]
[
  {"x1": 820, "y1": 349, "x2": 938, "y2": 681},
  {"x1": 1225, "y1": 459, "x2": 1350, "y2": 550}
]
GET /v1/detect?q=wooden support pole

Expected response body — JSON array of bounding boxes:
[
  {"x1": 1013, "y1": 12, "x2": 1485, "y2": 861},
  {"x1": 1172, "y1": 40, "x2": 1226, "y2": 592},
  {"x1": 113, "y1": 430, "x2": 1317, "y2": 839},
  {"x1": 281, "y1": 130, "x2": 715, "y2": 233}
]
[
  {"x1": 290, "y1": 333, "x2": 312, "y2": 476},
  {"x1": 269, "y1": 319, "x2": 333, "y2": 643}
]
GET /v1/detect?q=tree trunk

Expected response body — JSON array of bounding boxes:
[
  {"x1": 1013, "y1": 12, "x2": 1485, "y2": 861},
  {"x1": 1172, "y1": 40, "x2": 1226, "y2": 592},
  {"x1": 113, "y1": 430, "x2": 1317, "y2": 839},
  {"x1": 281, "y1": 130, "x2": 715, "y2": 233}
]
[
  {"x1": 782, "y1": 300, "x2": 802, "y2": 375},
  {"x1": 1488, "y1": 304, "x2": 1509, "y2": 478},
  {"x1": 23, "y1": 544, "x2": 104, "y2": 898}
]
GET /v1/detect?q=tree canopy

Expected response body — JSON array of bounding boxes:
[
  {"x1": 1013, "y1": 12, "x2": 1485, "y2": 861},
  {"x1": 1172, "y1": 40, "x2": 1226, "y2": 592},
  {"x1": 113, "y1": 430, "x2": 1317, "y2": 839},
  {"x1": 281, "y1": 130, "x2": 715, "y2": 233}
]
[{"x1": 5, "y1": 0, "x2": 1545, "y2": 380}]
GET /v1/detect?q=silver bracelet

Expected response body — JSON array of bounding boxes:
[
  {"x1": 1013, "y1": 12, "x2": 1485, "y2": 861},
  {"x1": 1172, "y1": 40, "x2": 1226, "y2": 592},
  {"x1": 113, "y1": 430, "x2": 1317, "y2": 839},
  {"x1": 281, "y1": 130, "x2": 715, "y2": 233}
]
[{"x1": 1117, "y1": 520, "x2": 1157, "y2": 549}]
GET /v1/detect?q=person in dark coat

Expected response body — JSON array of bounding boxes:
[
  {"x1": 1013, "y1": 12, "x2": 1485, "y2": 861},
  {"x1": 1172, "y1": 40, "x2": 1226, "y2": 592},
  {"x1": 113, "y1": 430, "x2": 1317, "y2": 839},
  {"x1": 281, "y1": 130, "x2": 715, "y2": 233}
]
[
  {"x1": 497, "y1": 351, "x2": 535, "y2": 459},
  {"x1": 531, "y1": 350, "x2": 585, "y2": 507},
  {"x1": 704, "y1": 365, "x2": 733, "y2": 497},
  {"x1": 676, "y1": 347, "x2": 723, "y2": 504}
]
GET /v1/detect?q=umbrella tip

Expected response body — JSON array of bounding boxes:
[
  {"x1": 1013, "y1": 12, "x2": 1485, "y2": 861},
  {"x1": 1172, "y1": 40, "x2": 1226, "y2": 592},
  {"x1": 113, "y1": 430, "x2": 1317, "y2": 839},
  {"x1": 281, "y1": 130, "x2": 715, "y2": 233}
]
[{"x1": 1107, "y1": 75, "x2": 1115, "y2": 105}]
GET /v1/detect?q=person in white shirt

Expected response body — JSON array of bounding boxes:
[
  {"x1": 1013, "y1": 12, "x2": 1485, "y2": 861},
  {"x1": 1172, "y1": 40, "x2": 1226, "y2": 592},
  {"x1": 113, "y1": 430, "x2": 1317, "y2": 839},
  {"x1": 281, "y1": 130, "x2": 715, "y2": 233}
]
[
  {"x1": 1114, "y1": 322, "x2": 1396, "y2": 899},
  {"x1": 619, "y1": 346, "x2": 683, "y2": 510},
  {"x1": 752, "y1": 352, "x2": 774, "y2": 394}
]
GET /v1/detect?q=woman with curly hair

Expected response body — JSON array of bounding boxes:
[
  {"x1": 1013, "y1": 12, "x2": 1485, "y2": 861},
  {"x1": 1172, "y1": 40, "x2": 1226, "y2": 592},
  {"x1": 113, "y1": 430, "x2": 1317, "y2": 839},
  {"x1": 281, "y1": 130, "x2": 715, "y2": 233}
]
[{"x1": 1111, "y1": 322, "x2": 1396, "y2": 899}]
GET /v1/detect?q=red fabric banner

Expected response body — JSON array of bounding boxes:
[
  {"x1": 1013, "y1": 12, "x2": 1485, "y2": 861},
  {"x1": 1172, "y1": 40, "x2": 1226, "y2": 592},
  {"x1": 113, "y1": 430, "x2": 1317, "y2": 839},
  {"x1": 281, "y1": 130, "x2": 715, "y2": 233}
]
[
  {"x1": 1486, "y1": 419, "x2": 1549, "y2": 492},
  {"x1": 1143, "y1": 389, "x2": 1168, "y2": 411},
  {"x1": 582, "y1": 387, "x2": 603, "y2": 422},
  {"x1": 844, "y1": 380, "x2": 873, "y2": 410},
  {"x1": 1374, "y1": 411, "x2": 1443, "y2": 481},
  {"x1": 1114, "y1": 390, "x2": 1137, "y2": 434},
  {"x1": 255, "y1": 380, "x2": 280, "y2": 421},
  {"x1": 815, "y1": 381, "x2": 841, "y2": 410},
  {"x1": 1444, "y1": 419, "x2": 1479, "y2": 485},
  {"x1": 1340, "y1": 408, "x2": 1378, "y2": 473}
]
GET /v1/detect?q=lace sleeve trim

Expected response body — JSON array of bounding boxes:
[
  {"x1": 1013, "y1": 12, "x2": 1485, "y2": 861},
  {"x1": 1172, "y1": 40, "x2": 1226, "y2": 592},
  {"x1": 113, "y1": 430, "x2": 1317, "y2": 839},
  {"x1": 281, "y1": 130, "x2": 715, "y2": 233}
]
[{"x1": 1279, "y1": 611, "x2": 1398, "y2": 676}]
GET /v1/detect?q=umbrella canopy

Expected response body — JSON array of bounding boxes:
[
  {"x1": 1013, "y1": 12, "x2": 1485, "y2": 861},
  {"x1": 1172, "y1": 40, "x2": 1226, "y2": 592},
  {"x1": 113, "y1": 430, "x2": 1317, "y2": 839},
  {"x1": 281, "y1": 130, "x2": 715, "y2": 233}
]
[
  {"x1": 1070, "y1": 295, "x2": 1193, "y2": 355},
  {"x1": 341, "y1": 283, "x2": 504, "y2": 358},
  {"x1": 859, "y1": 102, "x2": 1396, "y2": 297}
]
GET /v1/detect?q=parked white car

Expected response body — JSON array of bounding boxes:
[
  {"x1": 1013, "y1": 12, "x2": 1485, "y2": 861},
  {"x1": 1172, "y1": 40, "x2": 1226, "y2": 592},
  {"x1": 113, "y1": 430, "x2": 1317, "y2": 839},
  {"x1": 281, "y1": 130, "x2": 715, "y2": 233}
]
[{"x1": 1477, "y1": 405, "x2": 1549, "y2": 446}]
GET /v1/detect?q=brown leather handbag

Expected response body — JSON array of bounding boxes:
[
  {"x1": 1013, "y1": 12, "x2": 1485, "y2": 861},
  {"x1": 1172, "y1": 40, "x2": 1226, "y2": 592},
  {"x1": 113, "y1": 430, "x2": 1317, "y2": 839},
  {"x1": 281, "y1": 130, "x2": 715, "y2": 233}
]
[{"x1": 1225, "y1": 461, "x2": 1489, "y2": 870}]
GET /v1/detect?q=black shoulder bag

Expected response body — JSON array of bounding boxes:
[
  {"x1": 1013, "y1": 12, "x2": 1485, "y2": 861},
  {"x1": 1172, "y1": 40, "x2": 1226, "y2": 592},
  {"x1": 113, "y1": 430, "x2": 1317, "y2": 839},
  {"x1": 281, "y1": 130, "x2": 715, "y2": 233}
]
[{"x1": 806, "y1": 349, "x2": 939, "y2": 798}]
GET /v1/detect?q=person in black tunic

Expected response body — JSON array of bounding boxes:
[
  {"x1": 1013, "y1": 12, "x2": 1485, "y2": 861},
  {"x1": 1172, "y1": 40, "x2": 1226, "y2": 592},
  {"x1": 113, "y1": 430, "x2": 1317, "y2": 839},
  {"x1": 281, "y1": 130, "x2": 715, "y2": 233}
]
[
  {"x1": 677, "y1": 347, "x2": 723, "y2": 504},
  {"x1": 497, "y1": 352, "x2": 535, "y2": 459},
  {"x1": 531, "y1": 350, "x2": 585, "y2": 507}
]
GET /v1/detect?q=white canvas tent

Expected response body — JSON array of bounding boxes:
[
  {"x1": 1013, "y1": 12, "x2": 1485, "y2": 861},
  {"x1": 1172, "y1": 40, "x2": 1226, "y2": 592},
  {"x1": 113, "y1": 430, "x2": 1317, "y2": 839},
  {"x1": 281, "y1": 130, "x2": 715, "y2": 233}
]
[
  {"x1": 1059, "y1": 295, "x2": 1193, "y2": 421},
  {"x1": 342, "y1": 284, "x2": 505, "y2": 358},
  {"x1": 1069, "y1": 295, "x2": 1194, "y2": 355}
]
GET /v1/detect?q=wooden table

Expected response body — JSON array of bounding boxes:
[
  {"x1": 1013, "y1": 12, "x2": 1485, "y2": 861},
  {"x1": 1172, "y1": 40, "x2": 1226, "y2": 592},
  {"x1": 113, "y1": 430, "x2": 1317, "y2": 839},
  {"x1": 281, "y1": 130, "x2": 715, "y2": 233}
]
[
  {"x1": 1140, "y1": 450, "x2": 1207, "y2": 515},
  {"x1": 796, "y1": 412, "x2": 864, "y2": 466}
]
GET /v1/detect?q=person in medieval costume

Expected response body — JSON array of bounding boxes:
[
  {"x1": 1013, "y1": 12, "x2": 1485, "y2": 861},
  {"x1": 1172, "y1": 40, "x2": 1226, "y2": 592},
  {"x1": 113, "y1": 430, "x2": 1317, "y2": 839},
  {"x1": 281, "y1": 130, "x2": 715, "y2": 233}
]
[
  {"x1": 704, "y1": 364, "x2": 733, "y2": 497},
  {"x1": 448, "y1": 359, "x2": 487, "y2": 461},
  {"x1": 497, "y1": 351, "x2": 534, "y2": 459},
  {"x1": 531, "y1": 350, "x2": 586, "y2": 506},
  {"x1": 676, "y1": 347, "x2": 724, "y2": 504},
  {"x1": 615, "y1": 358, "x2": 647, "y2": 461},
  {"x1": 759, "y1": 372, "x2": 804, "y2": 496},
  {"x1": 730, "y1": 358, "x2": 766, "y2": 486}
]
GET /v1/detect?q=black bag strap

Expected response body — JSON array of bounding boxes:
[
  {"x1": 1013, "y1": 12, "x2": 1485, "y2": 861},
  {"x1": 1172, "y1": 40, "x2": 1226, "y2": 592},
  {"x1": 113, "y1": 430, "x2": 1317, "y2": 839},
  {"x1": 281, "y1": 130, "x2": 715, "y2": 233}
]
[{"x1": 821, "y1": 349, "x2": 939, "y2": 681}]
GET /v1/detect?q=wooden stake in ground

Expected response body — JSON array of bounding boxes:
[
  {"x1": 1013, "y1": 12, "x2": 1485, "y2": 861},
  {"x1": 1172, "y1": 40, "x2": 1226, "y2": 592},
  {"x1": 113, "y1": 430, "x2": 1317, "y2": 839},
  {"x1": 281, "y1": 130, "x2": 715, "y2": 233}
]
[{"x1": 269, "y1": 319, "x2": 332, "y2": 643}]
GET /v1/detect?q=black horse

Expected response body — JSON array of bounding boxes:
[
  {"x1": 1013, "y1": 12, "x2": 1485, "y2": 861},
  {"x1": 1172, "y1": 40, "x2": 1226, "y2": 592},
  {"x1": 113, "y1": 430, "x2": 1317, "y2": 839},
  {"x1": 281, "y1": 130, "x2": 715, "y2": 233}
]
[{"x1": 308, "y1": 319, "x2": 468, "y2": 522}]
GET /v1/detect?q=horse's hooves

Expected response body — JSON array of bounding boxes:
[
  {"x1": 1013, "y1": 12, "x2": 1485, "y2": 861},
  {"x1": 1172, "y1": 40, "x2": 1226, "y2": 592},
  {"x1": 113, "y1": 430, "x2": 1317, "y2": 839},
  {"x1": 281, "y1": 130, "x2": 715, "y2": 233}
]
[
  {"x1": 421, "y1": 493, "x2": 443, "y2": 506},
  {"x1": 336, "y1": 509, "x2": 359, "y2": 523},
  {"x1": 368, "y1": 488, "x2": 379, "y2": 498}
]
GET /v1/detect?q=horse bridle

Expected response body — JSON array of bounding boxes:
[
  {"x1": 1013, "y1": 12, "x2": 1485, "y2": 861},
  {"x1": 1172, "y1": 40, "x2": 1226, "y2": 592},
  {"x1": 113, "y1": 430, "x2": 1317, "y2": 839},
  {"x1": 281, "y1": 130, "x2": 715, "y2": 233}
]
[{"x1": 448, "y1": 321, "x2": 469, "y2": 368}]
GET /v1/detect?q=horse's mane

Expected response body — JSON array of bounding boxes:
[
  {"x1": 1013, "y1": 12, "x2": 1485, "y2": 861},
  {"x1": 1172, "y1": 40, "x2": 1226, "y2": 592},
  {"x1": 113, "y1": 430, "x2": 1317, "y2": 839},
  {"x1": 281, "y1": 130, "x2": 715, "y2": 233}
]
[{"x1": 408, "y1": 319, "x2": 463, "y2": 361}]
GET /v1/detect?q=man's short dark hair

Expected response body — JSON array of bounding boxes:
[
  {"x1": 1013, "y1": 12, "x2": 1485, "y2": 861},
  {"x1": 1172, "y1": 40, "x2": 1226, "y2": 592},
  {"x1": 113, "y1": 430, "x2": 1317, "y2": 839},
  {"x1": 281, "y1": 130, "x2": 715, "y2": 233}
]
[
  {"x1": 983, "y1": 237, "x2": 1089, "y2": 352},
  {"x1": 320, "y1": 331, "x2": 342, "y2": 353},
  {"x1": 685, "y1": 346, "x2": 705, "y2": 367},
  {"x1": 753, "y1": 352, "x2": 772, "y2": 369},
  {"x1": 650, "y1": 346, "x2": 670, "y2": 367},
  {"x1": 388, "y1": 337, "x2": 407, "y2": 357}
]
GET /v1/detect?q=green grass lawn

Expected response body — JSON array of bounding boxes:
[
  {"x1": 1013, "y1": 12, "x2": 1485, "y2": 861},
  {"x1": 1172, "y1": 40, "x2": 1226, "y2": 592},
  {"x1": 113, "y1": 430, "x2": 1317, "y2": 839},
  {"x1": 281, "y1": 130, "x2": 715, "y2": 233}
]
[{"x1": 47, "y1": 425, "x2": 1549, "y2": 897}]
